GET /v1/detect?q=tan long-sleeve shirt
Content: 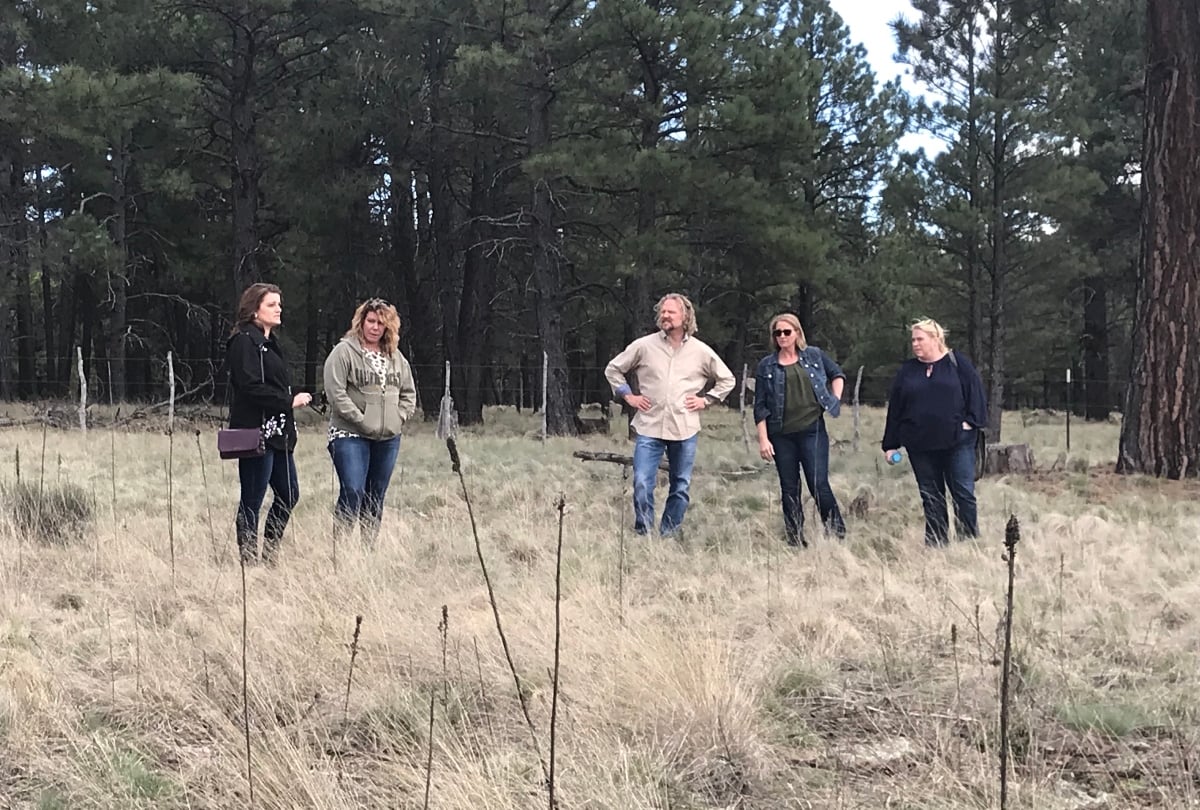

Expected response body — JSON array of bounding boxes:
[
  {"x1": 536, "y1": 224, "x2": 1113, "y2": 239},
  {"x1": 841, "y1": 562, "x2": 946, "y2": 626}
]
[{"x1": 605, "y1": 332, "x2": 735, "y2": 440}]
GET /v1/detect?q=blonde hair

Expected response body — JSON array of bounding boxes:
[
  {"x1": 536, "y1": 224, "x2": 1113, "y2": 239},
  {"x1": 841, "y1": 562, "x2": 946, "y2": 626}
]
[
  {"x1": 655, "y1": 293, "x2": 698, "y2": 336},
  {"x1": 768, "y1": 313, "x2": 808, "y2": 350},
  {"x1": 346, "y1": 298, "x2": 401, "y2": 354},
  {"x1": 910, "y1": 317, "x2": 948, "y2": 351}
]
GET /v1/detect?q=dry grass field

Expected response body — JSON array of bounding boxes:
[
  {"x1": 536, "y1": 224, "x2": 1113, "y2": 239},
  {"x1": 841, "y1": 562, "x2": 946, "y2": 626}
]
[{"x1": 2, "y1": 403, "x2": 1200, "y2": 809}]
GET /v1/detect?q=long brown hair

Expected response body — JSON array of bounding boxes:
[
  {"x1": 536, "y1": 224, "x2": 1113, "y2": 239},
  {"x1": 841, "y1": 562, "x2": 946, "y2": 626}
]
[
  {"x1": 655, "y1": 293, "x2": 698, "y2": 336},
  {"x1": 230, "y1": 283, "x2": 282, "y2": 334},
  {"x1": 345, "y1": 298, "x2": 401, "y2": 354}
]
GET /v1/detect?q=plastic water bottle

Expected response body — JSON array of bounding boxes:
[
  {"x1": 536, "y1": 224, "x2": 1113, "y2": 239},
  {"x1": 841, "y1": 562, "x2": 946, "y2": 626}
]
[{"x1": 887, "y1": 450, "x2": 903, "y2": 465}]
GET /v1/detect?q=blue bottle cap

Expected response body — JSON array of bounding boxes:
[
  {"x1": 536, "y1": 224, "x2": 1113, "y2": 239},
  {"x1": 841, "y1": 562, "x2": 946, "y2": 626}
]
[{"x1": 887, "y1": 451, "x2": 903, "y2": 465}]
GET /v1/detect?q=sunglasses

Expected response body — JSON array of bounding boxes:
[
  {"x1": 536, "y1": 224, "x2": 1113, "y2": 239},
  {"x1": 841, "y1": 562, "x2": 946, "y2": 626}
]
[
  {"x1": 773, "y1": 329, "x2": 794, "y2": 337},
  {"x1": 364, "y1": 298, "x2": 391, "y2": 308}
]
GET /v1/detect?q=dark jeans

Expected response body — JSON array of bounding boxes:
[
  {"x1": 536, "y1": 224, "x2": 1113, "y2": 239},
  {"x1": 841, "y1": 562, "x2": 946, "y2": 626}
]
[
  {"x1": 329, "y1": 435, "x2": 401, "y2": 543},
  {"x1": 236, "y1": 447, "x2": 300, "y2": 562},
  {"x1": 908, "y1": 438, "x2": 978, "y2": 546},
  {"x1": 771, "y1": 418, "x2": 845, "y2": 545}
]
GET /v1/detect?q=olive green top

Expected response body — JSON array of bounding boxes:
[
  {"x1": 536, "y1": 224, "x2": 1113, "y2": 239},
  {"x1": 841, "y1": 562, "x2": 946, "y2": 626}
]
[{"x1": 781, "y1": 363, "x2": 822, "y2": 433}]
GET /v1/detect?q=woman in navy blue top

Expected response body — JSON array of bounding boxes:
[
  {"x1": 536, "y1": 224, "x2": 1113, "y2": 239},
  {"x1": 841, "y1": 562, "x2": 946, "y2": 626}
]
[
  {"x1": 753, "y1": 313, "x2": 847, "y2": 546},
  {"x1": 882, "y1": 318, "x2": 988, "y2": 546}
]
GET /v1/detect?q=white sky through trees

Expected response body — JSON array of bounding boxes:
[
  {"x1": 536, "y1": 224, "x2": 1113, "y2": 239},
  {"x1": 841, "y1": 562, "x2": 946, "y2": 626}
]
[{"x1": 827, "y1": 0, "x2": 943, "y2": 155}]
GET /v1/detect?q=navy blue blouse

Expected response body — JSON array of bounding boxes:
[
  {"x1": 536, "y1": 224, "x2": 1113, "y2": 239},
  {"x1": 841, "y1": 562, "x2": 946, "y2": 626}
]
[{"x1": 881, "y1": 352, "x2": 988, "y2": 452}]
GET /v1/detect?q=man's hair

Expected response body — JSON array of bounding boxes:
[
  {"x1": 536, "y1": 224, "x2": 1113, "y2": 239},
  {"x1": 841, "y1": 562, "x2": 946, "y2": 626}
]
[
  {"x1": 655, "y1": 293, "x2": 698, "y2": 336},
  {"x1": 768, "y1": 313, "x2": 808, "y2": 350},
  {"x1": 231, "y1": 283, "x2": 282, "y2": 334},
  {"x1": 910, "y1": 317, "x2": 948, "y2": 350},
  {"x1": 346, "y1": 298, "x2": 401, "y2": 354}
]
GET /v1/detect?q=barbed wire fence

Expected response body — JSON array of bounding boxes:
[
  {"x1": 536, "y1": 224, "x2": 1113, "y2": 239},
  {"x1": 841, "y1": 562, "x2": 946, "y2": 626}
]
[{"x1": 0, "y1": 353, "x2": 1127, "y2": 417}]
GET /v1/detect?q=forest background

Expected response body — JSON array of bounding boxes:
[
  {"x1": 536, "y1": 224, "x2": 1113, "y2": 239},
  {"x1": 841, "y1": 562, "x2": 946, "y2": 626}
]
[{"x1": 0, "y1": 0, "x2": 1144, "y2": 440}]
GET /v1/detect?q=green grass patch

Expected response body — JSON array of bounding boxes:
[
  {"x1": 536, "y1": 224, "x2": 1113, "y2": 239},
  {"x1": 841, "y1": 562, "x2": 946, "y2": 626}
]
[{"x1": 1057, "y1": 701, "x2": 1161, "y2": 737}]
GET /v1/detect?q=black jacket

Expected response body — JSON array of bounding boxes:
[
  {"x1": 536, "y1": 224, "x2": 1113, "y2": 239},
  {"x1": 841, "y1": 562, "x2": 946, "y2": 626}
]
[{"x1": 226, "y1": 325, "x2": 297, "y2": 451}]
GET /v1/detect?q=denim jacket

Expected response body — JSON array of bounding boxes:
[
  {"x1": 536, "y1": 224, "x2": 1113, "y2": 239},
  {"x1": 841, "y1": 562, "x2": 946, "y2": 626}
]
[{"x1": 753, "y1": 346, "x2": 845, "y2": 435}]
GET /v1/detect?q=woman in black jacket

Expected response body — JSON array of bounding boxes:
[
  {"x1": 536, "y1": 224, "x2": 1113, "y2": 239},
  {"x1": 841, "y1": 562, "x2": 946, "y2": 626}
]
[
  {"x1": 226, "y1": 283, "x2": 312, "y2": 564},
  {"x1": 881, "y1": 318, "x2": 988, "y2": 547}
]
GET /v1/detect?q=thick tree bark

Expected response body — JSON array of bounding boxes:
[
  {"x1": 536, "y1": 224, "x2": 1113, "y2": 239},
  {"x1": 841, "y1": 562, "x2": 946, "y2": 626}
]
[{"x1": 1118, "y1": 0, "x2": 1200, "y2": 477}]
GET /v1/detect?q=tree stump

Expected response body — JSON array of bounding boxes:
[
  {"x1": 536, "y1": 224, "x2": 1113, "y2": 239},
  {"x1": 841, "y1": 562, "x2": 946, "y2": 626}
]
[{"x1": 983, "y1": 444, "x2": 1035, "y2": 476}]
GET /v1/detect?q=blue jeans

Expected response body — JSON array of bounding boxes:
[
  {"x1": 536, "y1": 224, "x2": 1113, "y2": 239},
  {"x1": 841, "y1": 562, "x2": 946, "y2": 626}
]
[
  {"x1": 632, "y1": 433, "x2": 698, "y2": 536},
  {"x1": 908, "y1": 438, "x2": 978, "y2": 546},
  {"x1": 329, "y1": 435, "x2": 401, "y2": 542},
  {"x1": 771, "y1": 419, "x2": 845, "y2": 545},
  {"x1": 236, "y1": 448, "x2": 300, "y2": 562}
]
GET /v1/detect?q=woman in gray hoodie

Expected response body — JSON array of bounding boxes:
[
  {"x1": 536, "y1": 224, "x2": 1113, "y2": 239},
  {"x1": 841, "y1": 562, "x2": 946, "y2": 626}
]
[{"x1": 323, "y1": 299, "x2": 418, "y2": 542}]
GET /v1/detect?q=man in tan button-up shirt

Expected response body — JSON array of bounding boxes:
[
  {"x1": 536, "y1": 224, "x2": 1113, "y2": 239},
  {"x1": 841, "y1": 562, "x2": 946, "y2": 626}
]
[{"x1": 605, "y1": 293, "x2": 735, "y2": 536}]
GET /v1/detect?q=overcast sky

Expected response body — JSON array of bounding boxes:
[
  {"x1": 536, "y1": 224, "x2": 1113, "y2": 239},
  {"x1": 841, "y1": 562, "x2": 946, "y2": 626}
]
[
  {"x1": 827, "y1": 0, "x2": 917, "y2": 89},
  {"x1": 826, "y1": 0, "x2": 939, "y2": 154}
]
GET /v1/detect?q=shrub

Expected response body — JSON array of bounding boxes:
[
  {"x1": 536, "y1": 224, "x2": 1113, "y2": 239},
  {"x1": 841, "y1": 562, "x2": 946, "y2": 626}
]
[{"x1": 2, "y1": 481, "x2": 94, "y2": 546}]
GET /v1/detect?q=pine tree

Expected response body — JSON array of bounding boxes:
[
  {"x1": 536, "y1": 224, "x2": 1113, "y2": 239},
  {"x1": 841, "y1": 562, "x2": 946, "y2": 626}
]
[{"x1": 1117, "y1": 0, "x2": 1200, "y2": 477}]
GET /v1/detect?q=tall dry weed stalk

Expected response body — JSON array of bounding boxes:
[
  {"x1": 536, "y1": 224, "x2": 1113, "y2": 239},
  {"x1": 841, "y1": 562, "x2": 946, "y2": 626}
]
[
  {"x1": 343, "y1": 614, "x2": 364, "y2": 726},
  {"x1": 999, "y1": 515, "x2": 1021, "y2": 810},
  {"x1": 166, "y1": 449, "x2": 176, "y2": 589},
  {"x1": 617, "y1": 469, "x2": 627, "y2": 626},
  {"x1": 134, "y1": 607, "x2": 142, "y2": 694},
  {"x1": 473, "y1": 636, "x2": 494, "y2": 739},
  {"x1": 548, "y1": 493, "x2": 566, "y2": 810},
  {"x1": 195, "y1": 430, "x2": 220, "y2": 565},
  {"x1": 106, "y1": 607, "x2": 115, "y2": 703},
  {"x1": 110, "y1": 409, "x2": 118, "y2": 519},
  {"x1": 444, "y1": 437, "x2": 549, "y2": 784},
  {"x1": 38, "y1": 418, "x2": 47, "y2": 498},
  {"x1": 240, "y1": 556, "x2": 254, "y2": 805},
  {"x1": 438, "y1": 606, "x2": 449, "y2": 706},
  {"x1": 422, "y1": 688, "x2": 436, "y2": 810}
]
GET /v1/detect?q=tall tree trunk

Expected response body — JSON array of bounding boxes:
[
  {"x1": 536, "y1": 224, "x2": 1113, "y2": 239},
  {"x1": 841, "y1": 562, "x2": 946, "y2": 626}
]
[
  {"x1": 36, "y1": 167, "x2": 56, "y2": 387},
  {"x1": 527, "y1": 35, "x2": 576, "y2": 436},
  {"x1": 1118, "y1": 0, "x2": 1200, "y2": 477},
  {"x1": 1081, "y1": 275, "x2": 1110, "y2": 420},
  {"x1": 964, "y1": 19, "x2": 985, "y2": 364},
  {"x1": 304, "y1": 268, "x2": 320, "y2": 392},
  {"x1": 230, "y1": 7, "x2": 260, "y2": 293},
  {"x1": 106, "y1": 135, "x2": 130, "y2": 401},
  {"x1": 2, "y1": 147, "x2": 34, "y2": 398},
  {"x1": 56, "y1": 260, "x2": 80, "y2": 395},
  {"x1": 391, "y1": 162, "x2": 441, "y2": 418},
  {"x1": 456, "y1": 147, "x2": 498, "y2": 426}
]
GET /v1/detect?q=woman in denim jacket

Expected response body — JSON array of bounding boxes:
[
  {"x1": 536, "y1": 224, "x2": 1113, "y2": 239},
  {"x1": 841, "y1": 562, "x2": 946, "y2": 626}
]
[{"x1": 753, "y1": 313, "x2": 847, "y2": 546}]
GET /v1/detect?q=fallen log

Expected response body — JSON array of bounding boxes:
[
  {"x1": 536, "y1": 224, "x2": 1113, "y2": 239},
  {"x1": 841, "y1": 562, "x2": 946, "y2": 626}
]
[{"x1": 572, "y1": 450, "x2": 767, "y2": 479}]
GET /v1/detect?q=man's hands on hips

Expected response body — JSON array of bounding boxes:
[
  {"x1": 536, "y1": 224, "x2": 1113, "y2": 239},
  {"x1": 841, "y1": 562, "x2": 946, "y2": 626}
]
[
  {"x1": 623, "y1": 393, "x2": 708, "y2": 412},
  {"x1": 624, "y1": 393, "x2": 653, "y2": 412}
]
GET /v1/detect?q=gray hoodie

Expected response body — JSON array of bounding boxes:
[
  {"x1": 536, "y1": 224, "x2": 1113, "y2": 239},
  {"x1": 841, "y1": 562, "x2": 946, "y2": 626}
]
[{"x1": 323, "y1": 336, "x2": 417, "y2": 439}]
